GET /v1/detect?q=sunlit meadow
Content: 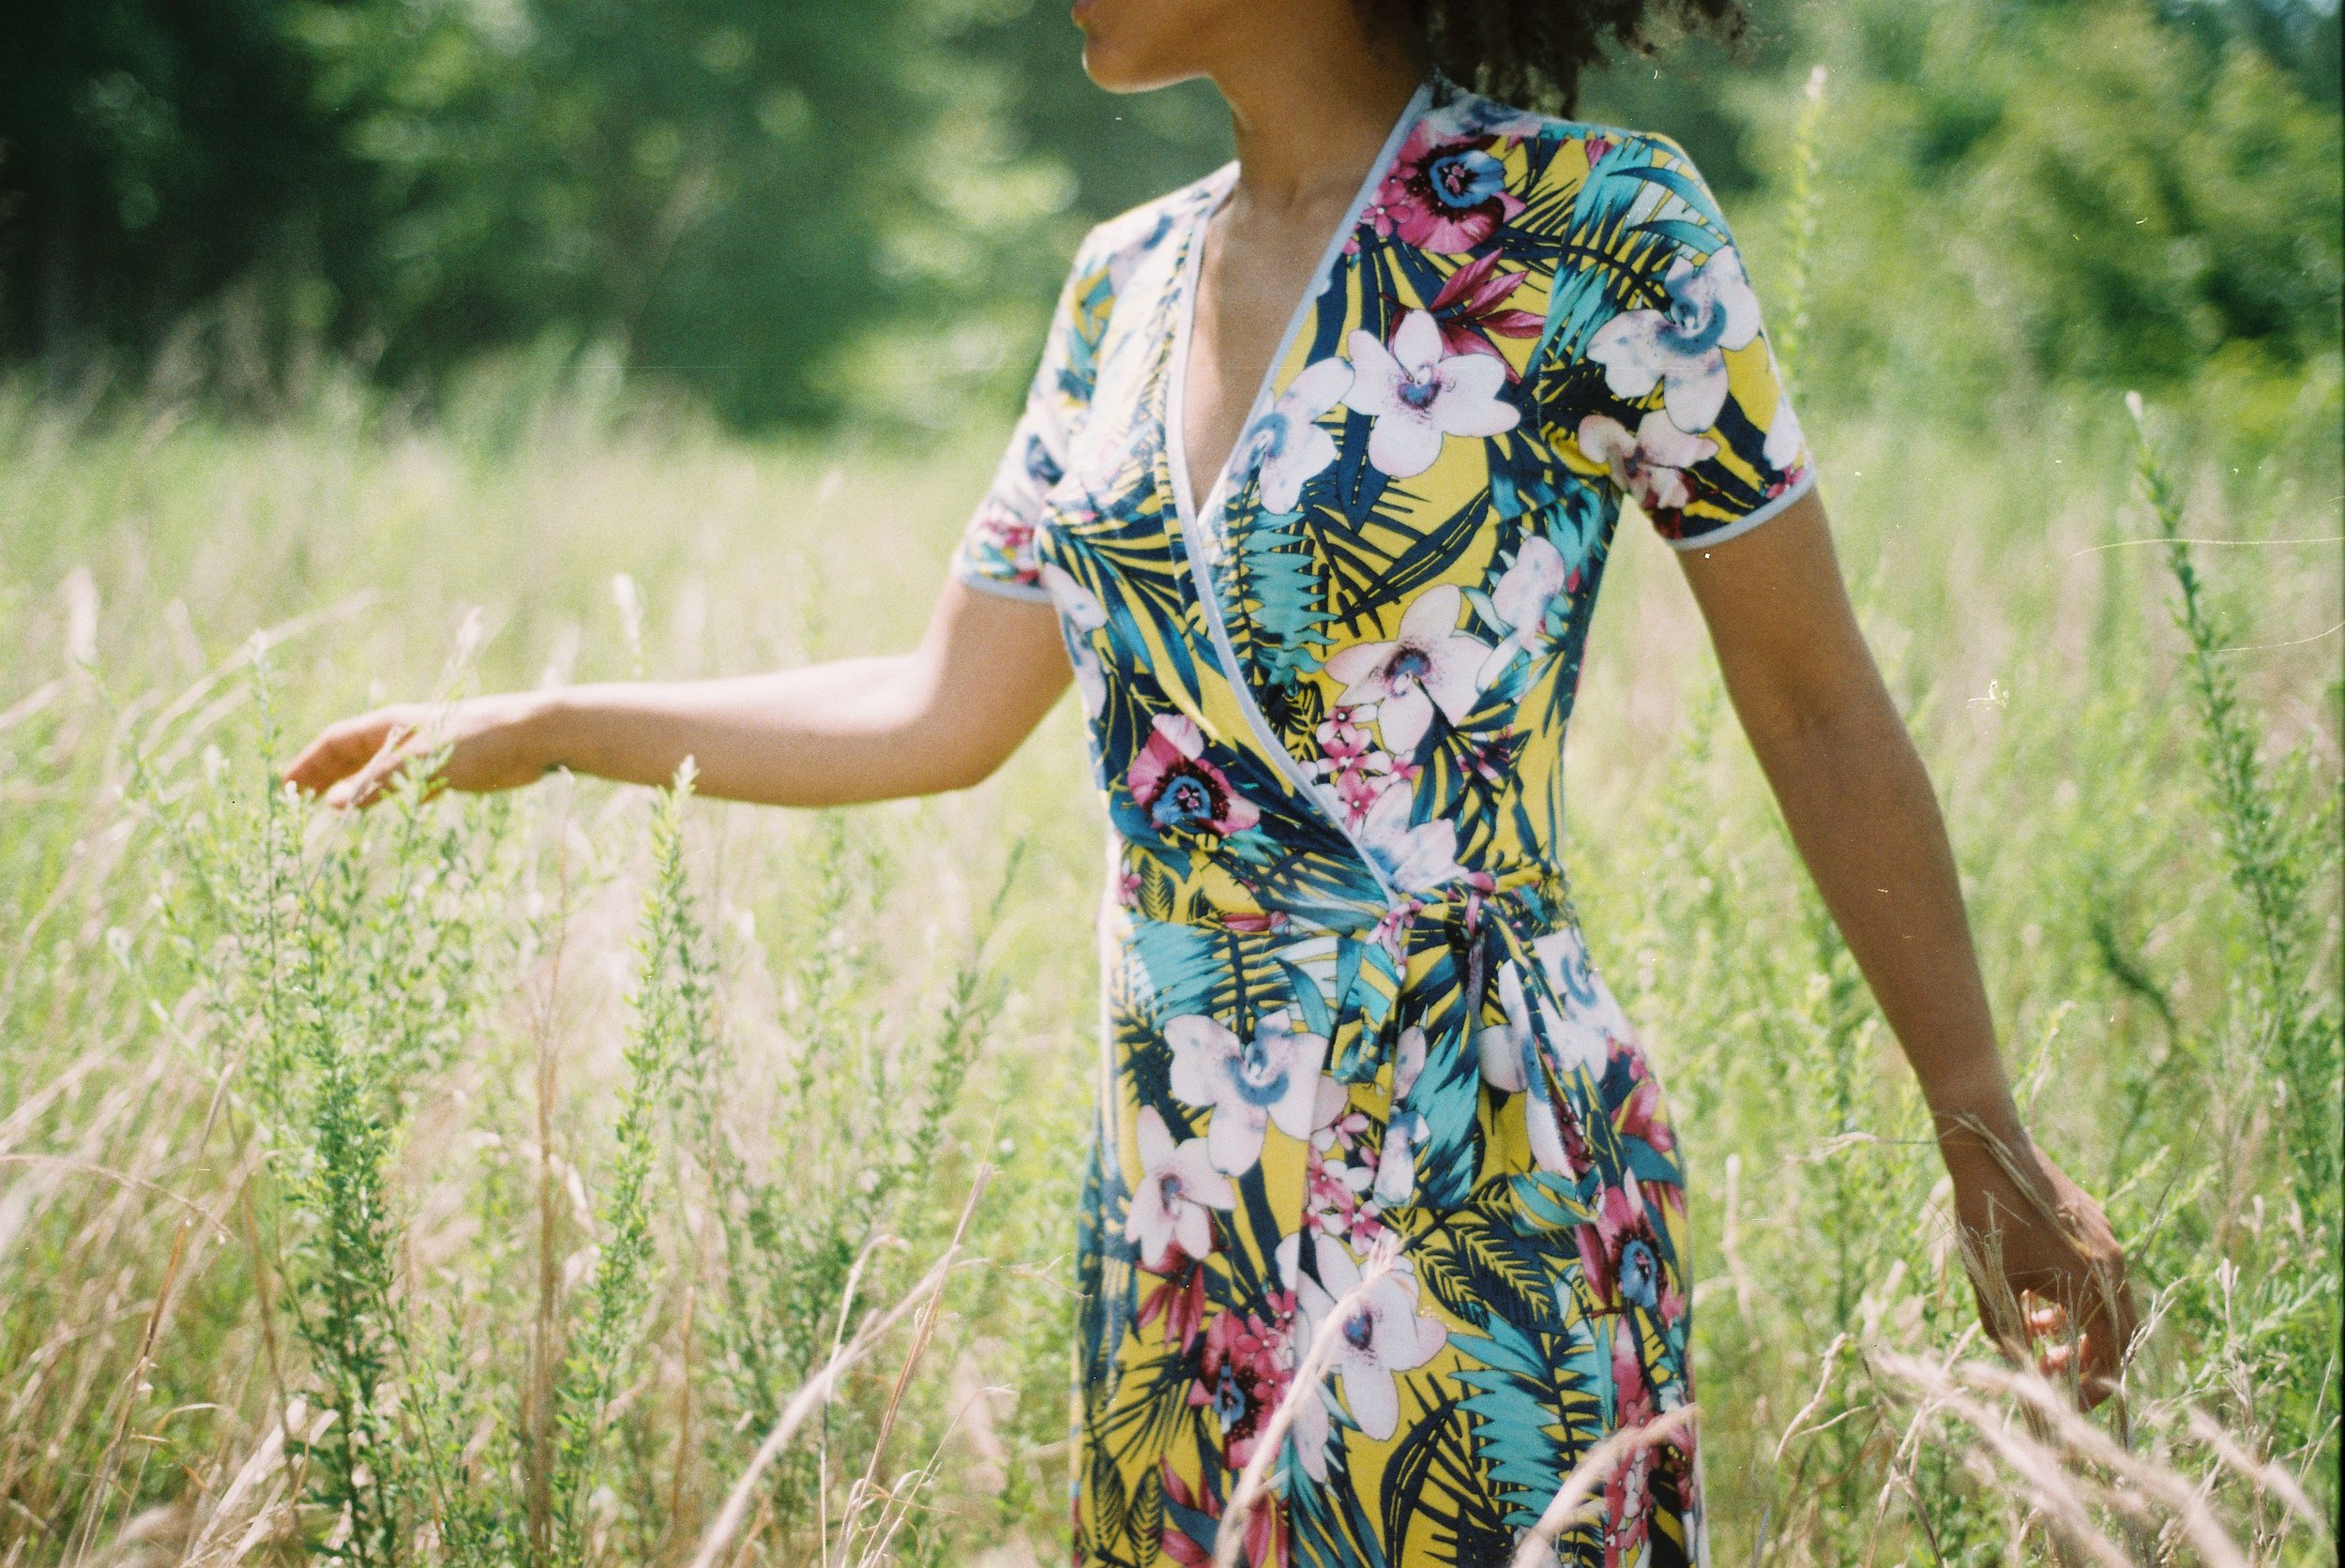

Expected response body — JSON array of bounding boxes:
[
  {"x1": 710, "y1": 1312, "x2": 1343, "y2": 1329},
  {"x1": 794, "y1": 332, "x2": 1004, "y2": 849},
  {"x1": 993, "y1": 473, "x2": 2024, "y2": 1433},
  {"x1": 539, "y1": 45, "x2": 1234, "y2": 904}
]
[{"x1": 1, "y1": 165, "x2": 2339, "y2": 1568}]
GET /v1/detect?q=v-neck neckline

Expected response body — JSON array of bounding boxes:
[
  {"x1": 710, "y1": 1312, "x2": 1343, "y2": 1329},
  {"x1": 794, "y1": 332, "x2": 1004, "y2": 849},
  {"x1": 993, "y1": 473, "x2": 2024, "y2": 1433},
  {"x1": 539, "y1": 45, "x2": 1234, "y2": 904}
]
[
  {"x1": 1154, "y1": 78, "x2": 1433, "y2": 912},
  {"x1": 1163, "y1": 78, "x2": 1432, "y2": 550}
]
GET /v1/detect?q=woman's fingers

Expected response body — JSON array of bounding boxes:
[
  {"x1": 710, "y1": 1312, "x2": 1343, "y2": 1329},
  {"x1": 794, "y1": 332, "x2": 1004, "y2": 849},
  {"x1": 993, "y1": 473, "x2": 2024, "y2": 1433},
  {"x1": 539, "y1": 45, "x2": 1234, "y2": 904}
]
[
  {"x1": 286, "y1": 699, "x2": 522, "y2": 808},
  {"x1": 284, "y1": 709, "x2": 413, "y2": 797},
  {"x1": 1970, "y1": 1151, "x2": 2137, "y2": 1411},
  {"x1": 2074, "y1": 1274, "x2": 2138, "y2": 1405},
  {"x1": 2010, "y1": 1272, "x2": 2132, "y2": 1410},
  {"x1": 282, "y1": 718, "x2": 372, "y2": 794},
  {"x1": 320, "y1": 720, "x2": 418, "y2": 809},
  {"x1": 2022, "y1": 1294, "x2": 2067, "y2": 1335}
]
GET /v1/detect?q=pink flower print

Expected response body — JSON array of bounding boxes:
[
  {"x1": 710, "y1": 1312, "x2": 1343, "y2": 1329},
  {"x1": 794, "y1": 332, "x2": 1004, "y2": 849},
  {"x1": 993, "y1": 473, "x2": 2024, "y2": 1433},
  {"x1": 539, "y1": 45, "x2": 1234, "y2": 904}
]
[
  {"x1": 1165, "y1": 1008, "x2": 1330, "y2": 1176},
  {"x1": 1294, "y1": 1246, "x2": 1448, "y2": 1440},
  {"x1": 1311, "y1": 703, "x2": 1403, "y2": 827},
  {"x1": 1342, "y1": 309, "x2": 1521, "y2": 480},
  {"x1": 1191, "y1": 1297, "x2": 1298, "y2": 1470},
  {"x1": 1304, "y1": 1075, "x2": 1381, "y2": 1244},
  {"x1": 1577, "y1": 409, "x2": 1718, "y2": 516},
  {"x1": 1587, "y1": 246, "x2": 1763, "y2": 435},
  {"x1": 1136, "y1": 1259, "x2": 1208, "y2": 1349},
  {"x1": 1376, "y1": 125, "x2": 1526, "y2": 252},
  {"x1": 1126, "y1": 713, "x2": 1263, "y2": 837},
  {"x1": 1610, "y1": 1041, "x2": 1677, "y2": 1155},
  {"x1": 1324, "y1": 582, "x2": 1492, "y2": 754},
  {"x1": 1125, "y1": 1107, "x2": 1236, "y2": 1272},
  {"x1": 1427, "y1": 251, "x2": 1544, "y2": 373},
  {"x1": 1601, "y1": 1318, "x2": 1672, "y2": 1565},
  {"x1": 964, "y1": 499, "x2": 1037, "y2": 583},
  {"x1": 1157, "y1": 1459, "x2": 1289, "y2": 1568},
  {"x1": 1612, "y1": 1316, "x2": 1657, "y2": 1425}
]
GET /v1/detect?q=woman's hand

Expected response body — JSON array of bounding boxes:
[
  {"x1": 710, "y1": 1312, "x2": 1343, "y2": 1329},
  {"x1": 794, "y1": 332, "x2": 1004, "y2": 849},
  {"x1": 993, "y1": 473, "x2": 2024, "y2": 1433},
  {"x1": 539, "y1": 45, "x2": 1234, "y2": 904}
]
[
  {"x1": 1944, "y1": 1130, "x2": 2138, "y2": 1408},
  {"x1": 283, "y1": 691, "x2": 556, "y2": 807}
]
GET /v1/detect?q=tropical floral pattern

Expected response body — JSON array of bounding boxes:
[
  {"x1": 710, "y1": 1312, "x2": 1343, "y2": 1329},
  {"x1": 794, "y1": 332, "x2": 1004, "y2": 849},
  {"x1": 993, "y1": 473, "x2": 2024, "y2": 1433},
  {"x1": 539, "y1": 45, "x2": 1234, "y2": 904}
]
[{"x1": 950, "y1": 71, "x2": 1813, "y2": 1568}]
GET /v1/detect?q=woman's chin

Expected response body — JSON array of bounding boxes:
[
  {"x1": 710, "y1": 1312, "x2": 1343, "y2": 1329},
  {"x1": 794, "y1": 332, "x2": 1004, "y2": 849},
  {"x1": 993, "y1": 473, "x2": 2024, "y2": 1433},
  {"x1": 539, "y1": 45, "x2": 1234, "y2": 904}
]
[
  {"x1": 1078, "y1": 41, "x2": 1191, "y2": 95},
  {"x1": 1072, "y1": 0, "x2": 1220, "y2": 94}
]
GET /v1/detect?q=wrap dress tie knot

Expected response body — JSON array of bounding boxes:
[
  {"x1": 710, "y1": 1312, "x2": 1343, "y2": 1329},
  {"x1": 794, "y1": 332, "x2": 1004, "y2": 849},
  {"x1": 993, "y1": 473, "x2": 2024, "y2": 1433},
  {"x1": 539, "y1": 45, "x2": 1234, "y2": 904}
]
[{"x1": 1324, "y1": 861, "x2": 1590, "y2": 1214}]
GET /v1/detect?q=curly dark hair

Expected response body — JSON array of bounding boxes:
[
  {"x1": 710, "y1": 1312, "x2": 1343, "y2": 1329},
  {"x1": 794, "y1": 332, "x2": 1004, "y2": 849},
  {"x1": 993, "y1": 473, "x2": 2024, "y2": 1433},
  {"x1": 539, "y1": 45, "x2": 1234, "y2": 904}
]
[{"x1": 1354, "y1": 0, "x2": 1747, "y2": 114}]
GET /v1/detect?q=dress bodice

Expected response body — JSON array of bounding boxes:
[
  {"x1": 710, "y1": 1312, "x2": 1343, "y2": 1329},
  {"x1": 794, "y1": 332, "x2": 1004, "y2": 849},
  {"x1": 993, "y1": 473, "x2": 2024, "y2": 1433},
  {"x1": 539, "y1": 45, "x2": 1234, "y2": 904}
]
[
  {"x1": 951, "y1": 74, "x2": 1812, "y2": 941},
  {"x1": 960, "y1": 81, "x2": 1800, "y2": 1562}
]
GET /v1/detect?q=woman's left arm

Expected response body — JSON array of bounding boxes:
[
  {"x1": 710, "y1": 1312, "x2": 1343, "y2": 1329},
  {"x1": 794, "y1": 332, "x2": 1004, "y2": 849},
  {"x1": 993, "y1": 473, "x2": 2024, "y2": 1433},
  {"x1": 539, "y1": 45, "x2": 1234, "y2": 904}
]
[{"x1": 1676, "y1": 486, "x2": 2138, "y2": 1408}]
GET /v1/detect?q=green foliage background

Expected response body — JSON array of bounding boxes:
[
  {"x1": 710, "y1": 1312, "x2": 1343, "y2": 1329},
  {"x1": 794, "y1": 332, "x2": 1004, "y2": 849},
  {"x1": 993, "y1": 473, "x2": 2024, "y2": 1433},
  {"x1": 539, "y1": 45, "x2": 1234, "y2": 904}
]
[{"x1": 4, "y1": 0, "x2": 2337, "y2": 430}]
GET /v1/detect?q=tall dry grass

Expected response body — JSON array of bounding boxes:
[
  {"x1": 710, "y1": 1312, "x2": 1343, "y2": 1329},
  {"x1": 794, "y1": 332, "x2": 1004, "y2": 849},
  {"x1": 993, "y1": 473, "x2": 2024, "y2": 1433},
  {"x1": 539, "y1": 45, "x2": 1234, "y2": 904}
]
[{"x1": 0, "y1": 232, "x2": 2338, "y2": 1564}]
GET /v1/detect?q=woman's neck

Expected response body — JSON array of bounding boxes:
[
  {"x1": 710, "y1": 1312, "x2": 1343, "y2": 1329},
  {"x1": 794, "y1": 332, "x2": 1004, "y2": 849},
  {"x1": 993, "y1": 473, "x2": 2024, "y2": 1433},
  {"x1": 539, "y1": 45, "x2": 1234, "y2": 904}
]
[{"x1": 1208, "y1": 24, "x2": 1426, "y2": 218}]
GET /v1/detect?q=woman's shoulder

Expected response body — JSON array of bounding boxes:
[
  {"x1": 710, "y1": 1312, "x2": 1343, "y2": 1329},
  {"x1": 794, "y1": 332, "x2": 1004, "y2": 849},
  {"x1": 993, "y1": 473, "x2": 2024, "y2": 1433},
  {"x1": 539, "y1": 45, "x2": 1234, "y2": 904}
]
[
  {"x1": 1427, "y1": 81, "x2": 1707, "y2": 186},
  {"x1": 1413, "y1": 83, "x2": 1737, "y2": 269},
  {"x1": 1066, "y1": 166, "x2": 1233, "y2": 290}
]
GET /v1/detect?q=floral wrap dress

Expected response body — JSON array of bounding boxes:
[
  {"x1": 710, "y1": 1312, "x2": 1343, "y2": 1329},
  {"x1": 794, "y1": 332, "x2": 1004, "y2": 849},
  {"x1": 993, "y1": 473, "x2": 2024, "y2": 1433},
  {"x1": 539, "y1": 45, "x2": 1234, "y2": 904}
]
[{"x1": 948, "y1": 74, "x2": 1814, "y2": 1568}]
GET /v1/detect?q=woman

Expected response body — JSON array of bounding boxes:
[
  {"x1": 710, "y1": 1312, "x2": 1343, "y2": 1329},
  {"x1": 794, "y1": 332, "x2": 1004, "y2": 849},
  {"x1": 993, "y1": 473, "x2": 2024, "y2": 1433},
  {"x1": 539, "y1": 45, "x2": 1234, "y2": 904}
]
[{"x1": 286, "y1": 1, "x2": 2136, "y2": 1562}]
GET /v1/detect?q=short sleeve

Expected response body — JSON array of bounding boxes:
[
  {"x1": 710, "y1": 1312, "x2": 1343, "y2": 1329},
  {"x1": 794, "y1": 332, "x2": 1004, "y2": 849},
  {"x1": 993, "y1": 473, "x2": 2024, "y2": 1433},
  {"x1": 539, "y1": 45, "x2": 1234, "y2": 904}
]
[
  {"x1": 1562, "y1": 132, "x2": 1816, "y2": 550},
  {"x1": 947, "y1": 236, "x2": 1112, "y2": 601}
]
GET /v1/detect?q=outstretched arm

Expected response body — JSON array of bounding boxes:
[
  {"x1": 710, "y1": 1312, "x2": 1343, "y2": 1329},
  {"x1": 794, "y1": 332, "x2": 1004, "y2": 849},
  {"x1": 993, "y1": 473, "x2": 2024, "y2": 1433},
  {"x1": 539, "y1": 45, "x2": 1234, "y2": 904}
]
[
  {"x1": 1676, "y1": 486, "x2": 2137, "y2": 1407},
  {"x1": 281, "y1": 577, "x2": 1071, "y2": 808}
]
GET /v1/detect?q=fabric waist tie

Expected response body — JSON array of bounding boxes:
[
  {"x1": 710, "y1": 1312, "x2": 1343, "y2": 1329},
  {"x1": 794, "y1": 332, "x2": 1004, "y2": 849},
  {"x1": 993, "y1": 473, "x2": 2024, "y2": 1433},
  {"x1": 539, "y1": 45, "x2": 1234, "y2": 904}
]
[{"x1": 1320, "y1": 862, "x2": 1583, "y2": 1212}]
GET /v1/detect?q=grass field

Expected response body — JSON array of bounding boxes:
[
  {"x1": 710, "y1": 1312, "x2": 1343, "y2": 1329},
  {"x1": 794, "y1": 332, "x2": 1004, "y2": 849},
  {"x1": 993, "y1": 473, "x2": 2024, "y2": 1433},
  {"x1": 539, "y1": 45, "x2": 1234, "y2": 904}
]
[{"x1": 0, "y1": 348, "x2": 2337, "y2": 1565}]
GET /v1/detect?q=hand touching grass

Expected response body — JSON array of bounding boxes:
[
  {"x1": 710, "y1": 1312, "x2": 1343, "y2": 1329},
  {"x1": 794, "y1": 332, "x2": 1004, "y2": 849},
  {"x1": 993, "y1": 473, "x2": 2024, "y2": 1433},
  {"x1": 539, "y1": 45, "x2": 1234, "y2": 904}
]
[
  {"x1": 282, "y1": 694, "x2": 557, "y2": 807},
  {"x1": 1943, "y1": 1125, "x2": 2140, "y2": 1410}
]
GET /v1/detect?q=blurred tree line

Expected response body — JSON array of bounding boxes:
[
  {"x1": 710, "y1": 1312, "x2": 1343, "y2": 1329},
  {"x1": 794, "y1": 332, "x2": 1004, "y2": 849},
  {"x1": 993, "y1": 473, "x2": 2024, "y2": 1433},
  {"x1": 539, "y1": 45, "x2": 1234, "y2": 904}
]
[{"x1": 0, "y1": 0, "x2": 2336, "y2": 430}]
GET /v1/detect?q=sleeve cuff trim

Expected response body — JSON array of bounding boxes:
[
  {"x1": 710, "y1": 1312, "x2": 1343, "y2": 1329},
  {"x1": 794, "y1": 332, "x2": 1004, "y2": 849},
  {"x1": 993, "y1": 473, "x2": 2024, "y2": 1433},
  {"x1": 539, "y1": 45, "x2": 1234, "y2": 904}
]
[
  {"x1": 1661, "y1": 466, "x2": 1819, "y2": 553},
  {"x1": 951, "y1": 565, "x2": 1057, "y2": 604}
]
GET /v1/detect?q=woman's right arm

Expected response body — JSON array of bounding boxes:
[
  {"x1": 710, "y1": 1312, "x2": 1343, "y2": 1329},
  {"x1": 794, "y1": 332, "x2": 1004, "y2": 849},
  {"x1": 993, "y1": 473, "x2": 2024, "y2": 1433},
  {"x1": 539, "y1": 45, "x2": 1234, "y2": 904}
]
[{"x1": 280, "y1": 578, "x2": 1071, "y2": 808}]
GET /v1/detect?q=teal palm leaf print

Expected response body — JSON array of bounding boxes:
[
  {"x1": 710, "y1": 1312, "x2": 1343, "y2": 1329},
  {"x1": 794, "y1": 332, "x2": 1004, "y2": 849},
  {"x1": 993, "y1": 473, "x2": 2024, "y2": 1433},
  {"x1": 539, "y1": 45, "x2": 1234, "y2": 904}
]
[{"x1": 947, "y1": 70, "x2": 1816, "y2": 1568}]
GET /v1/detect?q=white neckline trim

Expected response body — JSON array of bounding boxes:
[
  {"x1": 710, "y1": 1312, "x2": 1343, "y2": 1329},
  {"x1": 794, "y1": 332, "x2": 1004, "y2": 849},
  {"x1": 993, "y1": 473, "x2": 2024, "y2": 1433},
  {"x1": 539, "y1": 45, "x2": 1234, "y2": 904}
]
[
  {"x1": 1158, "y1": 79, "x2": 1433, "y2": 910},
  {"x1": 1164, "y1": 78, "x2": 1432, "y2": 550}
]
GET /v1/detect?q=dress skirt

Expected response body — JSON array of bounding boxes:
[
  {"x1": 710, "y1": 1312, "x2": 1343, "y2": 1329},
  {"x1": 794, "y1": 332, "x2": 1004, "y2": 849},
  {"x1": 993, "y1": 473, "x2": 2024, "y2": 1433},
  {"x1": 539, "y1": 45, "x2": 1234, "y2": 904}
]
[{"x1": 1067, "y1": 864, "x2": 1704, "y2": 1567}]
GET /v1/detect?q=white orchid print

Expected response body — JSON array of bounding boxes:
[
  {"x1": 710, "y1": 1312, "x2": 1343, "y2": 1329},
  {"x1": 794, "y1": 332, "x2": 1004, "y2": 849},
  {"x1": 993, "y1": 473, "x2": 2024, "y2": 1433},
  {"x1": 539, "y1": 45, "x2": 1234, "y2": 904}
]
[
  {"x1": 1038, "y1": 562, "x2": 1109, "y2": 716},
  {"x1": 1763, "y1": 380, "x2": 1807, "y2": 473},
  {"x1": 1475, "y1": 533, "x2": 1569, "y2": 687},
  {"x1": 1323, "y1": 582, "x2": 1492, "y2": 753},
  {"x1": 1370, "y1": 1025, "x2": 1430, "y2": 1206},
  {"x1": 1576, "y1": 409, "x2": 1717, "y2": 516},
  {"x1": 1532, "y1": 924, "x2": 1638, "y2": 1052},
  {"x1": 1341, "y1": 308, "x2": 1520, "y2": 480},
  {"x1": 1471, "y1": 948, "x2": 1619, "y2": 1178},
  {"x1": 1294, "y1": 1244, "x2": 1449, "y2": 1441},
  {"x1": 1124, "y1": 1106, "x2": 1236, "y2": 1271},
  {"x1": 1586, "y1": 244, "x2": 1762, "y2": 436},
  {"x1": 1357, "y1": 776, "x2": 1465, "y2": 894},
  {"x1": 1475, "y1": 949, "x2": 1611, "y2": 1095},
  {"x1": 1166, "y1": 1007, "x2": 1331, "y2": 1175},
  {"x1": 1245, "y1": 354, "x2": 1352, "y2": 514}
]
